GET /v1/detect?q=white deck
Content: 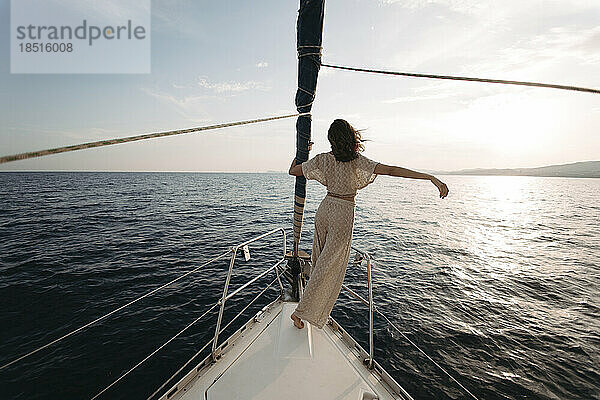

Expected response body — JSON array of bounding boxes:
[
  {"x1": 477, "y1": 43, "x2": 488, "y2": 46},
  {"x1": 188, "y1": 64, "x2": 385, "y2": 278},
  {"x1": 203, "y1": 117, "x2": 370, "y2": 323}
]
[{"x1": 165, "y1": 300, "x2": 411, "y2": 400}]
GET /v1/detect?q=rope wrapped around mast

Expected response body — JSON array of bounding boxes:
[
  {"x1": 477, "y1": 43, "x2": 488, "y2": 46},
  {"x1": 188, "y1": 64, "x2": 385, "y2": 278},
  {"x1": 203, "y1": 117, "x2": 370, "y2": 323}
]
[{"x1": 293, "y1": 0, "x2": 325, "y2": 254}]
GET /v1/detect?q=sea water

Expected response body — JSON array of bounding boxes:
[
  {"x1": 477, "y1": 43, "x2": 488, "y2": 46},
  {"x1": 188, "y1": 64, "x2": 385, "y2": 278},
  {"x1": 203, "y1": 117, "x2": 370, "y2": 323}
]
[{"x1": 1, "y1": 172, "x2": 598, "y2": 399}]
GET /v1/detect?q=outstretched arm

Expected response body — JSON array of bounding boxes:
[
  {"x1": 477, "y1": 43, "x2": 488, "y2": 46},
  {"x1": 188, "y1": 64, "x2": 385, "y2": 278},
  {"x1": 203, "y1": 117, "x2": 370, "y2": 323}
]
[{"x1": 374, "y1": 163, "x2": 449, "y2": 198}]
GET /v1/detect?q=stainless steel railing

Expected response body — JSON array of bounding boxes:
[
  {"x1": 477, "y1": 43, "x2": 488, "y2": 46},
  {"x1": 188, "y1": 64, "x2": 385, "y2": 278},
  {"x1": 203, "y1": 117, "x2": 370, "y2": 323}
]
[
  {"x1": 2, "y1": 226, "x2": 288, "y2": 399},
  {"x1": 341, "y1": 246, "x2": 375, "y2": 369},
  {"x1": 211, "y1": 227, "x2": 286, "y2": 359},
  {"x1": 91, "y1": 227, "x2": 287, "y2": 399},
  {"x1": 340, "y1": 248, "x2": 481, "y2": 400}
]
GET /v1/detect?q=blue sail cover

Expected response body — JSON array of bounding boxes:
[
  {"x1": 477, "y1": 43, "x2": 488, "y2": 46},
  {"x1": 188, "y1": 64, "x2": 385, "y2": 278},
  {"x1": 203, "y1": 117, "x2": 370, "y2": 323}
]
[{"x1": 293, "y1": 0, "x2": 325, "y2": 252}]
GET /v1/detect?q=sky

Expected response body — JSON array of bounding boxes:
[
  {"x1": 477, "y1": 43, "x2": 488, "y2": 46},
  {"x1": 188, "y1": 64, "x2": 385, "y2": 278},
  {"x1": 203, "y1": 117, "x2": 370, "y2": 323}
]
[{"x1": 1, "y1": 0, "x2": 599, "y2": 172}]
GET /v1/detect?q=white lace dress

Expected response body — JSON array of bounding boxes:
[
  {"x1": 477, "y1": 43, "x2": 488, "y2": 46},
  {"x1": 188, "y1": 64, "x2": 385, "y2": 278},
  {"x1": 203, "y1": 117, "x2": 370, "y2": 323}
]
[{"x1": 292, "y1": 152, "x2": 379, "y2": 328}]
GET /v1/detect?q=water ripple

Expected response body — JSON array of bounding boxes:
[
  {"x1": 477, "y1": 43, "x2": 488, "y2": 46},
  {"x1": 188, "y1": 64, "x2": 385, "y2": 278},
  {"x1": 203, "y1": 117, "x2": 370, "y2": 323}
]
[{"x1": 0, "y1": 172, "x2": 598, "y2": 400}]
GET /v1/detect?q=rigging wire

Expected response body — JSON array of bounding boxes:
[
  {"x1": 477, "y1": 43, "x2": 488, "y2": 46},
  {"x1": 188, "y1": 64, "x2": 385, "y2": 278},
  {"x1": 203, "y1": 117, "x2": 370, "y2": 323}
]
[
  {"x1": 321, "y1": 63, "x2": 600, "y2": 94},
  {"x1": 146, "y1": 270, "x2": 285, "y2": 400},
  {"x1": 341, "y1": 284, "x2": 480, "y2": 400},
  {"x1": 0, "y1": 251, "x2": 231, "y2": 371},
  {"x1": 0, "y1": 113, "x2": 307, "y2": 165},
  {"x1": 2, "y1": 63, "x2": 595, "y2": 167},
  {"x1": 90, "y1": 301, "x2": 222, "y2": 400},
  {"x1": 379, "y1": 312, "x2": 480, "y2": 400}
]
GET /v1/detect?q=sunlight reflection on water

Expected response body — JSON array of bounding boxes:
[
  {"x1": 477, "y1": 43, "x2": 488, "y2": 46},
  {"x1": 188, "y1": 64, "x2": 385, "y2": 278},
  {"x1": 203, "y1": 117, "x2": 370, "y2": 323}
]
[{"x1": 0, "y1": 172, "x2": 598, "y2": 400}]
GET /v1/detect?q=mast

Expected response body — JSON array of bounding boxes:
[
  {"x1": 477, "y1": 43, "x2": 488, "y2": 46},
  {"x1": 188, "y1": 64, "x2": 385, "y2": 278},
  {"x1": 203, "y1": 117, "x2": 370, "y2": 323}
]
[{"x1": 290, "y1": 0, "x2": 325, "y2": 299}]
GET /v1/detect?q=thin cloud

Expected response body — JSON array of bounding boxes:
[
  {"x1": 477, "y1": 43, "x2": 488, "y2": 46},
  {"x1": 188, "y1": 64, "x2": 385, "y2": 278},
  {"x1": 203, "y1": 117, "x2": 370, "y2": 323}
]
[
  {"x1": 197, "y1": 77, "x2": 270, "y2": 93},
  {"x1": 382, "y1": 93, "x2": 456, "y2": 103},
  {"x1": 379, "y1": 0, "x2": 488, "y2": 16},
  {"x1": 141, "y1": 87, "x2": 211, "y2": 123},
  {"x1": 54, "y1": 0, "x2": 149, "y2": 21},
  {"x1": 256, "y1": 62, "x2": 269, "y2": 68}
]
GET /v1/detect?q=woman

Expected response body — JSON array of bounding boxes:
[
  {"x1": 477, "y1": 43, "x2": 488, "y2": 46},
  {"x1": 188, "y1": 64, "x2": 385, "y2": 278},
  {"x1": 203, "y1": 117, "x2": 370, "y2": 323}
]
[{"x1": 288, "y1": 119, "x2": 449, "y2": 329}]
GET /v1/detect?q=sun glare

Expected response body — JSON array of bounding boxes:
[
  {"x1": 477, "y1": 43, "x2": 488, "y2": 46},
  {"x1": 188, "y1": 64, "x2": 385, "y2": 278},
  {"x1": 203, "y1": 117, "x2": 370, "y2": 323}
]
[{"x1": 447, "y1": 91, "x2": 563, "y2": 157}]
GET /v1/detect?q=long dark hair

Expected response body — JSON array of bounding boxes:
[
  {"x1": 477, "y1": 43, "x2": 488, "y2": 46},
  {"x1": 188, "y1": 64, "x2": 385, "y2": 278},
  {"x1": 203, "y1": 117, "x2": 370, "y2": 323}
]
[{"x1": 327, "y1": 119, "x2": 365, "y2": 162}]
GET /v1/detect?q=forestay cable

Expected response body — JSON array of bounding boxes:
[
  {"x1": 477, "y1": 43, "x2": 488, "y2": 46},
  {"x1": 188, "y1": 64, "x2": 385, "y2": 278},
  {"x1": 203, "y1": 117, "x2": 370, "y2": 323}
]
[
  {"x1": 0, "y1": 251, "x2": 231, "y2": 371},
  {"x1": 379, "y1": 312, "x2": 480, "y2": 400},
  {"x1": 0, "y1": 113, "x2": 306, "y2": 165},
  {"x1": 146, "y1": 271, "x2": 284, "y2": 400},
  {"x1": 321, "y1": 63, "x2": 600, "y2": 94},
  {"x1": 90, "y1": 301, "x2": 221, "y2": 400},
  {"x1": 341, "y1": 284, "x2": 480, "y2": 400}
]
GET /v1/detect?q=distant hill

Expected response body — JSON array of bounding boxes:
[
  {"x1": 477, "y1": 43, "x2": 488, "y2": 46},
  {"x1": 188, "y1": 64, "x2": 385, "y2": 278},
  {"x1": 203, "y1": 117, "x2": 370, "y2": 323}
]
[{"x1": 440, "y1": 161, "x2": 600, "y2": 178}]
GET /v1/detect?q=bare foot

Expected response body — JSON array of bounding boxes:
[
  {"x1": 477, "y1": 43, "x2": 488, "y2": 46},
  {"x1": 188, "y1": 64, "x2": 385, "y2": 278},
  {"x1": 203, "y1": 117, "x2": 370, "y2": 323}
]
[{"x1": 290, "y1": 313, "x2": 304, "y2": 329}]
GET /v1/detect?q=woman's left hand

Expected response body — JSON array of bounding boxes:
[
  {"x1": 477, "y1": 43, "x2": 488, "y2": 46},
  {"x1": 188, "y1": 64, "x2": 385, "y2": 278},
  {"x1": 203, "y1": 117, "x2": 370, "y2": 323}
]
[{"x1": 431, "y1": 176, "x2": 449, "y2": 199}]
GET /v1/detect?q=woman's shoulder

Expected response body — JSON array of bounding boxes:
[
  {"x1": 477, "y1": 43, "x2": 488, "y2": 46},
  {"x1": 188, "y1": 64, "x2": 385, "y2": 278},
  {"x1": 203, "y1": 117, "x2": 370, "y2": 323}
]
[
  {"x1": 355, "y1": 153, "x2": 379, "y2": 169},
  {"x1": 312, "y1": 152, "x2": 334, "y2": 162},
  {"x1": 357, "y1": 153, "x2": 377, "y2": 162}
]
